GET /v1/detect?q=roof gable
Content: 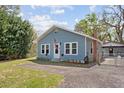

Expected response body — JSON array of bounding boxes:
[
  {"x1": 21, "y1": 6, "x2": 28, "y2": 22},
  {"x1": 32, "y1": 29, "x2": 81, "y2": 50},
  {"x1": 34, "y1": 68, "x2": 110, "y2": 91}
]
[{"x1": 37, "y1": 25, "x2": 102, "y2": 43}]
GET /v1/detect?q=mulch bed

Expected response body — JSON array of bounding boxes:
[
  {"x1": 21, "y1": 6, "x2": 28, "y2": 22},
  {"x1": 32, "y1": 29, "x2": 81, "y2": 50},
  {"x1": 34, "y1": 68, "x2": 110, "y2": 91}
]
[{"x1": 29, "y1": 59, "x2": 97, "y2": 68}]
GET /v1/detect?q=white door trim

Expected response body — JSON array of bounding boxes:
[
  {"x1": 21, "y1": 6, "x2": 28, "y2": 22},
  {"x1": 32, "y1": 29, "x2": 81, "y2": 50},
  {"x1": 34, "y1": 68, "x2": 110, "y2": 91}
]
[{"x1": 54, "y1": 43, "x2": 60, "y2": 59}]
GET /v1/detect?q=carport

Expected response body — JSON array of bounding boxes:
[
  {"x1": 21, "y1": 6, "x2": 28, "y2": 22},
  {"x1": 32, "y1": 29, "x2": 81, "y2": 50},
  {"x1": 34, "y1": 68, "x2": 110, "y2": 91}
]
[{"x1": 102, "y1": 42, "x2": 124, "y2": 58}]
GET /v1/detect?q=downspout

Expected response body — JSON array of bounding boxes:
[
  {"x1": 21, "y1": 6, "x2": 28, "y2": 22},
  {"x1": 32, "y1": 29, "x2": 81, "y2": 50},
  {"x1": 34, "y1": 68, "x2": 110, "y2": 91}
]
[{"x1": 85, "y1": 37, "x2": 87, "y2": 57}]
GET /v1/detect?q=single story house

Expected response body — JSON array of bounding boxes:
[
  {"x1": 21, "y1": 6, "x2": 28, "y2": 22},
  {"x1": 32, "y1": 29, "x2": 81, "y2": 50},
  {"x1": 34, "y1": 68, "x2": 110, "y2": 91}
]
[
  {"x1": 37, "y1": 25, "x2": 102, "y2": 63},
  {"x1": 102, "y1": 42, "x2": 124, "y2": 57}
]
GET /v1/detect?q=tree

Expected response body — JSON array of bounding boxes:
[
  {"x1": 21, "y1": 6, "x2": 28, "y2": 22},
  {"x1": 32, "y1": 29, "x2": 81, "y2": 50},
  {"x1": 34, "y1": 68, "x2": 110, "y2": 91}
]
[
  {"x1": 0, "y1": 5, "x2": 20, "y2": 15},
  {"x1": 27, "y1": 29, "x2": 37, "y2": 57},
  {"x1": 102, "y1": 5, "x2": 124, "y2": 43},
  {"x1": 0, "y1": 9, "x2": 34, "y2": 59},
  {"x1": 75, "y1": 13, "x2": 110, "y2": 41}
]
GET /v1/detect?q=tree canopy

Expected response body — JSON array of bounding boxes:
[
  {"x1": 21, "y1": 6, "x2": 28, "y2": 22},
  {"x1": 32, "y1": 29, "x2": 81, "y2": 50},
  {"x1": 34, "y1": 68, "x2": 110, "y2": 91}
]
[
  {"x1": 0, "y1": 7, "x2": 35, "y2": 60},
  {"x1": 0, "y1": 5, "x2": 20, "y2": 15},
  {"x1": 75, "y1": 13, "x2": 110, "y2": 41},
  {"x1": 102, "y1": 5, "x2": 124, "y2": 43},
  {"x1": 74, "y1": 5, "x2": 124, "y2": 43}
]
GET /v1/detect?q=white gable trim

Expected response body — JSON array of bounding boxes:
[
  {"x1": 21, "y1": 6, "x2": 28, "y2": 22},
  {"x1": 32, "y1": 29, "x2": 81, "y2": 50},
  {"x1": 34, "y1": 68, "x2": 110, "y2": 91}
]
[{"x1": 37, "y1": 25, "x2": 102, "y2": 43}]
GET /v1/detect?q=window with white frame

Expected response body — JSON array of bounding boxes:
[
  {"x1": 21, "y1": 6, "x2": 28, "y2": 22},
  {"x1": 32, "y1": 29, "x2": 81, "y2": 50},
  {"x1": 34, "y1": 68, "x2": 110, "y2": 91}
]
[
  {"x1": 46, "y1": 44, "x2": 49, "y2": 54},
  {"x1": 41, "y1": 44, "x2": 45, "y2": 54},
  {"x1": 41, "y1": 44, "x2": 50, "y2": 55},
  {"x1": 72, "y1": 43, "x2": 77, "y2": 54},
  {"x1": 64, "y1": 42, "x2": 78, "y2": 55},
  {"x1": 65, "y1": 43, "x2": 70, "y2": 54}
]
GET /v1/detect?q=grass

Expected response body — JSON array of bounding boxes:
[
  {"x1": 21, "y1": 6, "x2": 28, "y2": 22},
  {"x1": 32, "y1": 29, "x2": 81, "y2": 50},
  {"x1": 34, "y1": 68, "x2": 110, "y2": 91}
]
[{"x1": 0, "y1": 57, "x2": 63, "y2": 88}]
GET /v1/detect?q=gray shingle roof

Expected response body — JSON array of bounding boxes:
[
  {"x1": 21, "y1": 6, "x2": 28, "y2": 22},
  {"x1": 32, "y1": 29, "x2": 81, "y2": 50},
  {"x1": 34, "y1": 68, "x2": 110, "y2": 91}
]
[{"x1": 102, "y1": 42, "x2": 124, "y2": 47}]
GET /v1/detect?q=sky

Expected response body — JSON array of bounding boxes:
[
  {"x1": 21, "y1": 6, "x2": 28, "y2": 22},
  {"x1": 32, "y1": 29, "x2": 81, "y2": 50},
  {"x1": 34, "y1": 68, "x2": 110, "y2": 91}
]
[{"x1": 20, "y1": 5, "x2": 105, "y2": 36}]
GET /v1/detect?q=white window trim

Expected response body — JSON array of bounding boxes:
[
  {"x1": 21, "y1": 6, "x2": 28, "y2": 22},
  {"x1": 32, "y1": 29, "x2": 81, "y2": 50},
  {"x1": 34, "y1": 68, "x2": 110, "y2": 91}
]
[
  {"x1": 41, "y1": 43, "x2": 50, "y2": 55},
  {"x1": 64, "y1": 42, "x2": 71, "y2": 55},
  {"x1": 41, "y1": 44, "x2": 45, "y2": 55},
  {"x1": 64, "y1": 42, "x2": 78, "y2": 55}
]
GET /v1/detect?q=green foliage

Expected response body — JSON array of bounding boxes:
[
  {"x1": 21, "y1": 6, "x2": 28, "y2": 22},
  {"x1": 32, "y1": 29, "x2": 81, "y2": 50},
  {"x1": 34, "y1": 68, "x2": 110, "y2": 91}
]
[
  {"x1": 75, "y1": 13, "x2": 111, "y2": 41},
  {"x1": 0, "y1": 5, "x2": 20, "y2": 15},
  {"x1": 0, "y1": 9, "x2": 34, "y2": 59},
  {"x1": 27, "y1": 29, "x2": 37, "y2": 57},
  {"x1": 27, "y1": 43, "x2": 37, "y2": 57},
  {"x1": 75, "y1": 13, "x2": 97, "y2": 35}
]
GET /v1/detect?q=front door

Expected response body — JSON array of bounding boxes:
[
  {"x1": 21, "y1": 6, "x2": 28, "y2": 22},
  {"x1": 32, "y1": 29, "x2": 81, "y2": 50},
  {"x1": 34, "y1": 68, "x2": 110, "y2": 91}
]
[
  {"x1": 109, "y1": 48, "x2": 113, "y2": 56},
  {"x1": 54, "y1": 43, "x2": 60, "y2": 58}
]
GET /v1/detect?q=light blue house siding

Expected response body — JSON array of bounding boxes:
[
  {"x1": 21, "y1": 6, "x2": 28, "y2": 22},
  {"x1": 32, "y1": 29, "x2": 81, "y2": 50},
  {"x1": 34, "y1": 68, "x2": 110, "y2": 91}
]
[
  {"x1": 37, "y1": 28, "x2": 93, "y2": 61},
  {"x1": 86, "y1": 38, "x2": 93, "y2": 61}
]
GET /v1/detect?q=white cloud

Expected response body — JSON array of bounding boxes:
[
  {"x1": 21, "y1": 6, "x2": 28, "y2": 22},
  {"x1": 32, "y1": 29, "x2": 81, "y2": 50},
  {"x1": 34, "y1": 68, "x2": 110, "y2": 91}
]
[
  {"x1": 30, "y1": 5, "x2": 73, "y2": 15},
  {"x1": 51, "y1": 9, "x2": 65, "y2": 14},
  {"x1": 30, "y1": 5, "x2": 36, "y2": 9},
  {"x1": 48, "y1": 5, "x2": 74, "y2": 10},
  {"x1": 30, "y1": 5, "x2": 73, "y2": 10},
  {"x1": 17, "y1": 12, "x2": 24, "y2": 17},
  {"x1": 49, "y1": 6, "x2": 73, "y2": 15},
  {"x1": 30, "y1": 5, "x2": 45, "y2": 9},
  {"x1": 75, "y1": 18, "x2": 79, "y2": 23},
  {"x1": 29, "y1": 15, "x2": 68, "y2": 35},
  {"x1": 89, "y1": 5, "x2": 96, "y2": 13}
]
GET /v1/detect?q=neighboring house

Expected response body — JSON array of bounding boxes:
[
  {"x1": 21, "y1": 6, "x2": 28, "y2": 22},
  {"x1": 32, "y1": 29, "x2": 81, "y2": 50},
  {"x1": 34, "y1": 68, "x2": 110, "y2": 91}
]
[
  {"x1": 102, "y1": 42, "x2": 124, "y2": 57},
  {"x1": 37, "y1": 25, "x2": 102, "y2": 63}
]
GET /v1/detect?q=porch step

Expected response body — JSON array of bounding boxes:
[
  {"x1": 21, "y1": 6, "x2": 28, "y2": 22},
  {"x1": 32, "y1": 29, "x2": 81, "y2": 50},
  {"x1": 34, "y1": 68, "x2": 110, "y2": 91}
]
[{"x1": 51, "y1": 58, "x2": 60, "y2": 62}]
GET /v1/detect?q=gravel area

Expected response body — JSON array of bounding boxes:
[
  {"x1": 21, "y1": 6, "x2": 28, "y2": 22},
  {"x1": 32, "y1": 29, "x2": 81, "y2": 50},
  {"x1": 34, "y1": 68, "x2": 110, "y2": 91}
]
[{"x1": 20, "y1": 58, "x2": 124, "y2": 88}]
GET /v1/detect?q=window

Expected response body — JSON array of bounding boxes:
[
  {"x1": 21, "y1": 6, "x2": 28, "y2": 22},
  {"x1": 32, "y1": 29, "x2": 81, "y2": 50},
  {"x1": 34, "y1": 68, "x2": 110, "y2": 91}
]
[
  {"x1": 41, "y1": 44, "x2": 50, "y2": 55},
  {"x1": 72, "y1": 43, "x2": 77, "y2": 54},
  {"x1": 46, "y1": 44, "x2": 49, "y2": 54},
  {"x1": 41, "y1": 45, "x2": 45, "y2": 54},
  {"x1": 64, "y1": 42, "x2": 78, "y2": 55},
  {"x1": 65, "y1": 43, "x2": 70, "y2": 54}
]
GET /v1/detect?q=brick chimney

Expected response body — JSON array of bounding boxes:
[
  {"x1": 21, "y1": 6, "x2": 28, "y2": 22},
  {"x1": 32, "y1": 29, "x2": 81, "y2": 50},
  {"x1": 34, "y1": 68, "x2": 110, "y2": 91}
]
[{"x1": 92, "y1": 31, "x2": 97, "y2": 62}]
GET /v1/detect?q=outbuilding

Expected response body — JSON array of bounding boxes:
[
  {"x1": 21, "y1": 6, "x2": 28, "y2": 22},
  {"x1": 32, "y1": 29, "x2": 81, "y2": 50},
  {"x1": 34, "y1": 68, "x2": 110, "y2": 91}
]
[{"x1": 102, "y1": 42, "x2": 124, "y2": 57}]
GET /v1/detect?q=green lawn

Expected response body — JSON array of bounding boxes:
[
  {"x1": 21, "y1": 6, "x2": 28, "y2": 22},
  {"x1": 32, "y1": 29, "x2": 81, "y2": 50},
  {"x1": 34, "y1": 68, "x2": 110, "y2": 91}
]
[{"x1": 0, "y1": 57, "x2": 63, "y2": 88}]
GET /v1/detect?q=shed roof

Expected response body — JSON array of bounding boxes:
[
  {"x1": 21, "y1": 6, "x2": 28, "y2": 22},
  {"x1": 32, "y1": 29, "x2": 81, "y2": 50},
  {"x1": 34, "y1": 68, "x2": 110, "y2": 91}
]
[
  {"x1": 102, "y1": 42, "x2": 124, "y2": 48},
  {"x1": 37, "y1": 25, "x2": 102, "y2": 43}
]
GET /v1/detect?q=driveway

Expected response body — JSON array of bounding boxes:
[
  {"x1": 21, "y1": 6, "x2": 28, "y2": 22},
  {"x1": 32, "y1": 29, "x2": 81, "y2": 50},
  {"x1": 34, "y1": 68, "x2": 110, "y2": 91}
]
[{"x1": 20, "y1": 58, "x2": 124, "y2": 88}]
